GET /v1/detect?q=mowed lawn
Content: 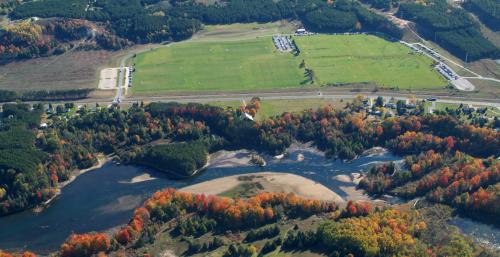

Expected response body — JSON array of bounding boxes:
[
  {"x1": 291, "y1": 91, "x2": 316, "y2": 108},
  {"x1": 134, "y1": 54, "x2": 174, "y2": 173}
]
[
  {"x1": 132, "y1": 37, "x2": 304, "y2": 93},
  {"x1": 295, "y1": 35, "x2": 447, "y2": 89},
  {"x1": 209, "y1": 98, "x2": 349, "y2": 119}
]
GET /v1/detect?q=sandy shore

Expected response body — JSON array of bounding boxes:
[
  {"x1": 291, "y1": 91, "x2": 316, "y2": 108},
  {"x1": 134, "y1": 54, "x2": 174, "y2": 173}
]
[
  {"x1": 58, "y1": 155, "x2": 108, "y2": 189},
  {"x1": 120, "y1": 173, "x2": 158, "y2": 184},
  {"x1": 333, "y1": 172, "x2": 390, "y2": 206},
  {"x1": 360, "y1": 147, "x2": 388, "y2": 157},
  {"x1": 208, "y1": 149, "x2": 258, "y2": 168},
  {"x1": 180, "y1": 172, "x2": 345, "y2": 203}
]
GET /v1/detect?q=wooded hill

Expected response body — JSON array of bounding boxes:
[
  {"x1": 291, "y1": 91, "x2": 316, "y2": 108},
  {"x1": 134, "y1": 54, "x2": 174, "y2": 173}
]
[
  {"x1": 3, "y1": 0, "x2": 499, "y2": 63},
  {"x1": 464, "y1": 0, "x2": 500, "y2": 32},
  {"x1": 397, "y1": 0, "x2": 499, "y2": 61},
  {"x1": 6, "y1": 189, "x2": 495, "y2": 257},
  {"x1": 4, "y1": 0, "x2": 402, "y2": 60}
]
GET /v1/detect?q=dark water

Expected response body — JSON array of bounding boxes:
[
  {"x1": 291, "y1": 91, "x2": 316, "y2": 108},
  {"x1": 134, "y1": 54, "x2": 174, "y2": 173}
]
[{"x1": 0, "y1": 148, "x2": 497, "y2": 253}]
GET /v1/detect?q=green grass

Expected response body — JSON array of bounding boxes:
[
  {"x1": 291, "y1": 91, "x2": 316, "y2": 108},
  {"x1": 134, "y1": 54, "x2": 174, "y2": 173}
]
[
  {"x1": 132, "y1": 33, "x2": 447, "y2": 94},
  {"x1": 132, "y1": 37, "x2": 304, "y2": 93},
  {"x1": 139, "y1": 213, "x2": 325, "y2": 257},
  {"x1": 219, "y1": 181, "x2": 264, "y2": 199},
  {"x1": 295, "y1": 35, "x2": 447, "y2": 89},
  {"x1": 208, "y1": 98, "x2": 349, "y2": 120}
]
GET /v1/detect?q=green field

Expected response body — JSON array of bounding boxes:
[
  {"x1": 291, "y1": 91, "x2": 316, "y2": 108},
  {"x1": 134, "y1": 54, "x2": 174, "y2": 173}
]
[
  {"x1": 295, "y1": 35, "x2": 446, "y2": 89},
  {"x1": 209, "y1": 98, "x2": 349, "y2": 120},
  {"x1": 132, "y1": 37, "x2": 304, "y2": 93},
  {"x1": 132, "y1": 34, "x2": 447, "y2": 94}
]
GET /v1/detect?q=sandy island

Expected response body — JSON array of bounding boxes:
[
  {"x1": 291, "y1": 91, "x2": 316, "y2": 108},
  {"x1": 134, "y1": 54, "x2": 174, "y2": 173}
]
[{"x1": 180, "y1": 172, "x2": 345, "y2": 203}]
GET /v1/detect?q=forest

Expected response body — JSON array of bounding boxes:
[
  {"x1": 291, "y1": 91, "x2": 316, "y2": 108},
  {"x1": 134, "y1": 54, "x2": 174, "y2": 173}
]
[
  {"x1": 3, "y1": 189, "x2": 493, "y2": 257},
  {"x1": 463, "y1": 0, "x2": 500, "y2": 31},
  {"x1": 0, "y1": 18, "x2": 131, "y2": 62},
  {"x1": 301, "y1": 0, "x2": 402, "y2": 38},
  {"x1": 397, "y1": 0, "x2": 499, "y2": 61},
  {"x1": 4, "y1": 0, "x2": 498, "y2": 62},
  {"x1": 360, "y1": 0, "x2": 395, "y2": 11},
  {"x1": 134, "y1": 141, "x2": 208, "y2": 177},
  {"x1": 360, "y1": 151, "x2": 500, "y2": 224},
  {"x1": 0, "y1": 98, "x2": 498, "y2": 223},
  {"x1": 0, "y1": 104, "x2": 51, "y2": 215},
  {"x1": 6, "y1": 0, "x2": 402, "y2": 54},
  {"x1": 0, "y1": 99, "x2": 498, "y2": 255}
]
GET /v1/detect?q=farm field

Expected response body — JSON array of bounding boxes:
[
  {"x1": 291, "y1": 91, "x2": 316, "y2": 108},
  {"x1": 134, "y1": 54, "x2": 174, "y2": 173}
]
[
  {"x1": 0, "y1": 50, "x2": 115, "y2": 91},
  {"x1": 131, "y1": 37, "x2": 304, "y2": 94},
  {"x1": 295, "y1": 34, "x2": 447, "y2": 89},
  {"x1": 131, "y1": 34, "x2": 447, "y2": 94}
]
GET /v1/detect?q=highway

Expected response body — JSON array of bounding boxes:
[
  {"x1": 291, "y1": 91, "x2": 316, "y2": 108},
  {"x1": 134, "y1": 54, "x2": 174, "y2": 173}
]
[{"x1": 72, "y1": 89, "x2": 500, "y2": 110}]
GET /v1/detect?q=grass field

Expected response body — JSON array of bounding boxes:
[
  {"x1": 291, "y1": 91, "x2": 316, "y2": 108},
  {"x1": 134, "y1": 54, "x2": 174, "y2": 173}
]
[
  {"x1": 209, "y1": 98, "x2": 349, "y2": 120},
  {"x1": 194, "y1": 21, "x2": 298, "y2": 42},
  {"x1": 295, "y1": 35, "x2": 447, "y2": 89},
  {"x1": 131, "y1": 34, "x2": 448, "y2": 94},
  {"x1": 132, "y1": 37, "x2": 304, "y2": 93}
]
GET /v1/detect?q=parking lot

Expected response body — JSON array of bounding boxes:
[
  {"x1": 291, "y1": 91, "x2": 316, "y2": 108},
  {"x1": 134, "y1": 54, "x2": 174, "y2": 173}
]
[
  {"x1": 273, "y1": 35, "x2": 296, "y2": 52},
  {"x1": 97, "y1": 68, "x2": 119, "y2": 90}
]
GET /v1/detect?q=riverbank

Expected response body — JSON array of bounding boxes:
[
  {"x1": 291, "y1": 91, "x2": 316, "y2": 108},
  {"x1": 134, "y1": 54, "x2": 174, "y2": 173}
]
[
  {"x1": 180, "y1": 172, "x2": 345, "y2": 203},
  {"x1": 34, "y1": 154, "x2": 109, "y2": 212}
]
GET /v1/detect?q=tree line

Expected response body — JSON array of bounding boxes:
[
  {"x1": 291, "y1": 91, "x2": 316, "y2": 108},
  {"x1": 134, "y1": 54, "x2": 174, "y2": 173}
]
[
  {"x1": 9, "y1": 0, "x2": 403, "y2": 46},
  {"x1": 464, "y1": 0, "x2": 500, "y2": 31},
  {"x1": 0, "y1": 89, "x2": 93, "y2": 103}
]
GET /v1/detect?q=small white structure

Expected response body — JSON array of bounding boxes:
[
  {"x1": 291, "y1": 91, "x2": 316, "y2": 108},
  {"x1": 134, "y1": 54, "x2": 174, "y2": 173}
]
[
  {"x1": 296, "y1": 28, "x2": 306, "y2": 35},
  {"x1": 39, "y1": 123, "x2": 48, "y2": 129},
  {"x1": 242, "y1": 112, "x2": 254, "y2": 121}
]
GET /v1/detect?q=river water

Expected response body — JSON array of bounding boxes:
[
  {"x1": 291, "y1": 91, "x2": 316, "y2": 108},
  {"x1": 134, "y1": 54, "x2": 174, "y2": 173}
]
[{"x1": 0, "y1": 148, "x2": 498, "y2": 253}]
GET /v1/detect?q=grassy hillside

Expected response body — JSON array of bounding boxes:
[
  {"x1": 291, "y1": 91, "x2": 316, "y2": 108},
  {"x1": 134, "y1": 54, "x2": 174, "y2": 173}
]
[
  {"x1": 132, "y1": 34, "x2": 447, "y2": 94},
  {"x1": 131, "y1": 37, "x2": 304, "y2": 93}
]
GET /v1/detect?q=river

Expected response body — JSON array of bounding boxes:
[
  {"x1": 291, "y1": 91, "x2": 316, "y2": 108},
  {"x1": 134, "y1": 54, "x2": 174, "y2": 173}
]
[{"x1": 0, "y1": 147, "x2": 498, "y2": 253}]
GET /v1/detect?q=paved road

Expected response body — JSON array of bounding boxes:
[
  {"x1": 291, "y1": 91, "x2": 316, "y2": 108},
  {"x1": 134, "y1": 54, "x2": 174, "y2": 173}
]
[
  {"x1": 405, "y1": 27, "x2": 500, "y2": 89},
  {"x1": 71, "y1": 90, "x2": 500, "y2": 110},
  {"x1": 113, "y1": 67, "x2": 124, "y2": 103}
]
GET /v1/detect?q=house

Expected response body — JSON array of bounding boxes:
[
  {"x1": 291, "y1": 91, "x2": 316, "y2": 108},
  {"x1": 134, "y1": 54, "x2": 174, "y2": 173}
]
[
  {"x1": 384, "y1": 103, "x2": 396, "y2": 109},
  {"x1": 242, "y1": 112, "x2": 254, "y2": 121},
  {"x1": 295, "y1": 28, "x2": 307, "y2": 35},
  {"x1": 39, "y1": 123, "x2": 48, "y2": 129},
  {"x1": 405, "y1": 103, "x2": 417, "y2": 109}
]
